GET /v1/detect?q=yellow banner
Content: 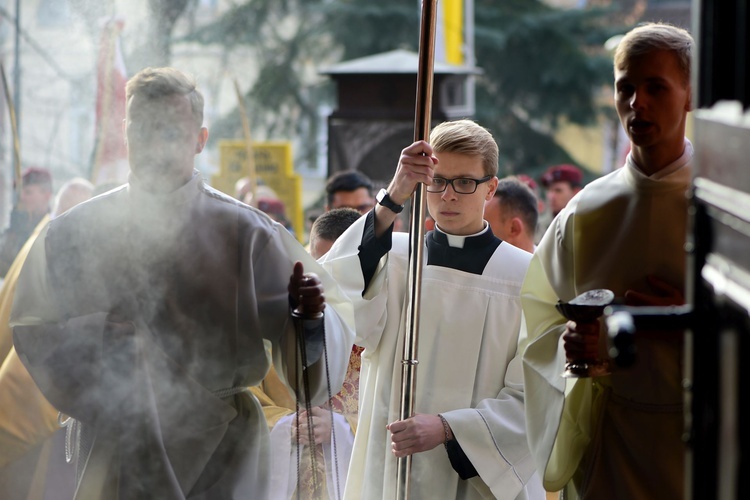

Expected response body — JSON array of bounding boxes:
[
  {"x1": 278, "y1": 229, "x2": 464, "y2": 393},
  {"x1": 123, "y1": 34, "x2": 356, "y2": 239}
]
[{"x1": 443, "y1": 0, "x2": 464, "y2": 65}]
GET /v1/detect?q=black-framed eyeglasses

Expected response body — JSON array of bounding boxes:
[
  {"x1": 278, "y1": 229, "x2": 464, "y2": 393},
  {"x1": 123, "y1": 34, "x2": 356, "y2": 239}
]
[{"x1": 426, "y1": 175, "x2": 493, "y2": 194}]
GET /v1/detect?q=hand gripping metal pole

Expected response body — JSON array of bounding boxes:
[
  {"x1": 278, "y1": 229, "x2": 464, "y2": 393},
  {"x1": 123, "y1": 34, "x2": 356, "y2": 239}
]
[{"x1": 396, "y1": 1, "x2": 438, "y2": 498}]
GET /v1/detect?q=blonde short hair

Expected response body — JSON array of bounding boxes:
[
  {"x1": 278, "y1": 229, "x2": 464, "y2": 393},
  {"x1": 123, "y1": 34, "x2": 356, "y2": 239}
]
[
  {"x1": 614, "y1": 23, "x2": 694, "y2": 84},
  {"x1": 429, "y1": 120, "x2": 499, "y2": 177}
]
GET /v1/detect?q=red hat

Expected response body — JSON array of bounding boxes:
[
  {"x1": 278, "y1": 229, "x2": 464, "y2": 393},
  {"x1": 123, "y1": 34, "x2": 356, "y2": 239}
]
[
  {"x1": 257, "y1": 197, "x2": 287, "y2": 217},
  {"x1": 540, "y1": 164, "x2": 583, "y2": 188}
]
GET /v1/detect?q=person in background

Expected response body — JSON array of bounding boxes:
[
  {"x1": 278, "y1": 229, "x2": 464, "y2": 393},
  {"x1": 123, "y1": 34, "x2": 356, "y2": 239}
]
[
  {"x1": 51, "y1": 178, "x2": 96, "y2": 218},
  {"x1": 484, "y1": 177, "x2": 538, "y2": 253},
  {"x1": 0, "y1": 177, "x2": 93, "y2": 363},
  {"x1": 254, "y1": 207, "x2": 362, "y2": 499},
  {"x1": 516, "y1": 174, "x2": 548, "y2": 243},
  {"x1": 0, "y1": 168, "x2": 53, "y2": 278},
  {"x1": 234, "y1": 177, "x2": 278, "y2": 207},
  {"x1": 321, "y1": 119, "x2": 543, "y2": 499},
  {"x1": 324, "y1": 170, "x2": 375, "y2": 214},
  {"x1": 520, "y1": 22, "x2": 695, "y2": 499},
  {"x1": 0, "y1": 177, "x2": 94, "y2": 499},
  {"x1": 257, "y1": 197, "x2": 296, "y2": 237},
  {"x1": 323, "y1": 170, "x2": 410, "y2": 232},
  {"x1": 308, "y1": 208, "x2": 362, "y2": 260},
  {"x1": 10, "y1": 67, "x2": 354, "y2": 499},
  {"x1": 539, "y1": 164, "x2": 583, "y2": 218}
]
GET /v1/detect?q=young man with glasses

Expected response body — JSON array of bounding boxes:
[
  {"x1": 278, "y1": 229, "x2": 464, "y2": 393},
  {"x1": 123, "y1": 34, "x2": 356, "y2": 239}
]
[{"x1": 321, "y1": 120, "x2": 543, "y2": 499}]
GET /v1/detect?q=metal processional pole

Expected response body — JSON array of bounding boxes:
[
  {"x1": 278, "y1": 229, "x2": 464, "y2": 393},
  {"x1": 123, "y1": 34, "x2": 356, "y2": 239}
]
[{"x1": 396, "y1": 1, "x2": 438, "y2": 499}]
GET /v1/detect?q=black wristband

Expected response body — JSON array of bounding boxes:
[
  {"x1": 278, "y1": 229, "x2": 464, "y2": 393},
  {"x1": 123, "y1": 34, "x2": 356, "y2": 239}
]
[{"x1": 376, "y1": 189, "x2": 404, "y2": 214}]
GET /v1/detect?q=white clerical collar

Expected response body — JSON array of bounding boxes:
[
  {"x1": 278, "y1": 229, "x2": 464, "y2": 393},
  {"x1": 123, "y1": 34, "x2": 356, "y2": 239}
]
[
  {"x1": 434, "y1": 221, "x2": 490, "y2": 248},
  {"x1": 629, "y1": 139, "x2": 693, "y2": 180}
]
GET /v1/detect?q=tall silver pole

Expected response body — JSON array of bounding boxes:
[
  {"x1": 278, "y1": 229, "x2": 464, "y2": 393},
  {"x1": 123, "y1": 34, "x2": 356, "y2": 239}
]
[{"x1": 396, "y1": 1, "x2": 438, "y2": 498}]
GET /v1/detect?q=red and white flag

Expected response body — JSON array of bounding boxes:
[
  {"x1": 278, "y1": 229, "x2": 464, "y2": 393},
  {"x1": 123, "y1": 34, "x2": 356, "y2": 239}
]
[{"x1": 91, "y1": 17, "x2": 128, "y2": 186}]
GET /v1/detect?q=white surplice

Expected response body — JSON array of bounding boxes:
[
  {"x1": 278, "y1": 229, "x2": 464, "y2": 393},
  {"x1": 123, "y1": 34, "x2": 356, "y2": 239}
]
[
  {"x1": 521, "y1": 141, "x2": 692, "y2": 499},
  {"x1": 321, "y1": 216, "x2": 544, "y2": 499}
]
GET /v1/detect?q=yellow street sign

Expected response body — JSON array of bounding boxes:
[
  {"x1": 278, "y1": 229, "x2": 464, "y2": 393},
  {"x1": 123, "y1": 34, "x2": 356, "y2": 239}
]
[{"x1": 213, "y1": 140, "x2": 304, "y2": 242}]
